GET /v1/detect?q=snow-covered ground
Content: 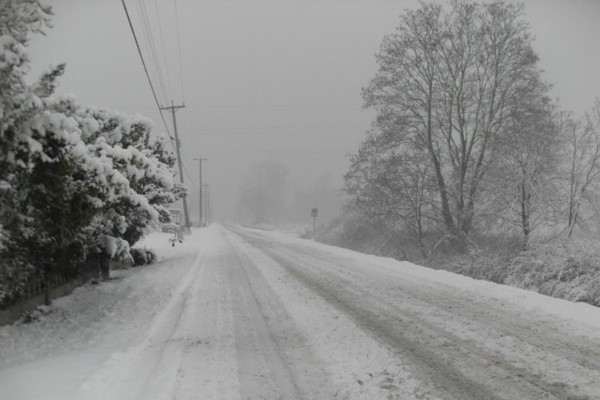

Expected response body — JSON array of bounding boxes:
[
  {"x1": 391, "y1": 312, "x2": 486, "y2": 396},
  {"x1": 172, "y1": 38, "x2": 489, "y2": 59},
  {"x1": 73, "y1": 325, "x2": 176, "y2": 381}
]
[
  {"x1": 0, "y1": 229, "x2": 203, "y2": 400},
  {"x1": 1, "y1": 224, "x2": 600, "y2": 399}
]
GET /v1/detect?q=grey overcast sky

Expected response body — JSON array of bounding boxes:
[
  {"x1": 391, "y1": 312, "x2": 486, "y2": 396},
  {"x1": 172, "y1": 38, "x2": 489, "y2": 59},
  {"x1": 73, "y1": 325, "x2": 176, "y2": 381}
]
[{"x1": 28, "y1": 0, "x2": 600, "y2": 222}]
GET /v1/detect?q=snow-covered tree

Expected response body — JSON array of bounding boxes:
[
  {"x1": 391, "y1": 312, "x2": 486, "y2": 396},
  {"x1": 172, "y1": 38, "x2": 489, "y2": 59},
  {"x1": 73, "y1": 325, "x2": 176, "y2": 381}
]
[
  {"x1": 345, "y1": 128, "x2": 435, "y2": 257},
  {"x1": 361, "y1": 1, "x2": 548, "y2": 244},
  {"x1": 352, "y1": 0, "x2": 553, "y2": 253},
  {"x1": 564, "y1": 100, "x2": 600, "y2": 237},
  {"x1": 0, "y1": 1, "x2": 183, "y2": 304},
  {"x1": 39, "y1": 96, "x2": 185, "y2": 264},
  {"x1": 0, "y1": 1, "x2": 54, "y2": 301},
  {"x1": 487, "y1": 81, "x2": 562, "y2": 249}
]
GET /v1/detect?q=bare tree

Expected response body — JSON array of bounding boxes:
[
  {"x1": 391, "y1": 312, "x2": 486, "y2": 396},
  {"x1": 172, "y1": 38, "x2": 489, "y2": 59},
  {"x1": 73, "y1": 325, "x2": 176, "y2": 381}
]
[
  {"x1": 361, "y1": 1, "x2": 548, "y2": 245},
  {"x1": 490, "y1": 81, "x2": 562, "y2": 249},
  {"x1": 345, "y1": 128, "x2": 436, "y2": 258},
  {"x1": 565, "y1": 99, "x2": 600, "y2": 236}
]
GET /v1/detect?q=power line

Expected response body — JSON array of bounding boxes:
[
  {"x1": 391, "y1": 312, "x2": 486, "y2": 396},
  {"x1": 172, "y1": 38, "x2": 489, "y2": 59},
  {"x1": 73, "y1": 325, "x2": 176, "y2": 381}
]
[
  {"x1": 173, "y1": 0, "x2": 186, "y2": 102},
  {"x1": 120, "y1": 0, "x2": 173, "y2": 144},
  {"x1": 182, "y1": 162, "x2": 198, "y2": 190},
  {"x1": 136, "y1": 0, "x2": 170, "y2": 103},
  {"x1": 183, "y1": 107, "x2": 196, "y2": 134},
  {"x1": 189, "y1": 103, "x2": 363, "y2": 111},
  {"x1": 135, "y1": 0, "x2": 162, "y2": 101},
  {"x1": 177, "y1": 114, "x2": 198, "y2": 190},
  {"x1": 185, "y1": 125, "x2": 366, "y2": 134},
  {"x1": 205, "y1": 148, "x2": 346, "y2": 156},
  {"x1": 114, "y1": 103, "x2": 364, "y2": 113},
  {"x1": 124, "y1": 0, "x2": 196, "y2": 197},
  {"x1": 143, "y1": 0, "x2": 194, "y2": 188},
  {"x1": 153, "y1": 0, "x2": 173, "y2": 96}
]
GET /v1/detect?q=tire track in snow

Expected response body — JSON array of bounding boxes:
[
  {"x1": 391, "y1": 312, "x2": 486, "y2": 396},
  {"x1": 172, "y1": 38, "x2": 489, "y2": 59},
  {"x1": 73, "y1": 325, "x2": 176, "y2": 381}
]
[
  {"x1": 222, "y1": 232, "x2": 306, "y2": 400},
  {"x1": 286, "y1": 239, "x2": 600, "y2": 376},
  {"x1": 263, "y1": 248, "x2": 503, "y2": 400},
  {"x1": 267, "y1": 241, "x2": 600, "y2": 400},
  {"x1": 226, "y1": 227, "x2": 445, "y2": 399},
  {"x1": 77, "y1": 249, "x2": 209, "y2": 400},
  {"x1": 171, "y1": 242, "x2": 240, "y2": 400},
  {"x1": 270, "y1": 247, "x2": 594, "y2": 400},
  {"x1": 173, "y1": 227, "x2": 333, "y2": 400},
  {"x1": 231, "y1": 227, "x2": 595, "y2": 400}
]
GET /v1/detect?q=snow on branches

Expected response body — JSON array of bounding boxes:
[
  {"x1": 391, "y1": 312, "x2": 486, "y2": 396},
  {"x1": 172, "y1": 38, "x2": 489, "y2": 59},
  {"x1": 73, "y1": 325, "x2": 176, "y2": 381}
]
[{"x1": 0, "y1": 1, "x2": 183, "y2": 305}]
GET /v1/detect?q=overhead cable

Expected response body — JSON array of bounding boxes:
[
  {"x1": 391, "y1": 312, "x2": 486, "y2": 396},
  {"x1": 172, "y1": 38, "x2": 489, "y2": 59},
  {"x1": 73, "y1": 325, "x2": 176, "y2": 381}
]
[
  {"x1": 173, "y1": 0, "x2": 186, "y2": 102},
  {"x1": 153, "y1": 0, "x2": 174, "y2": 95},
  {"x1": 136, "y1": 0, "x2": 170, "y2": 103},
  {"x1": 121, "y1": 0, "x2": 172, "y2": 139}
]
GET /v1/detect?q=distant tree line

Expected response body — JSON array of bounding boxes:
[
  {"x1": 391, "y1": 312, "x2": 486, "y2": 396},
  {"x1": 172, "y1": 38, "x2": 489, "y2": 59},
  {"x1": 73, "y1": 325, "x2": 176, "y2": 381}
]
[
  {"x1": 0, "y1": 1, "x2": 184, "y2": 306},
  {"x1": 235, "y1": 160, "x2": 340, "y2": 227},
  {"x1": 344, "y1": 0, "x2": 600, "y2": 258}
]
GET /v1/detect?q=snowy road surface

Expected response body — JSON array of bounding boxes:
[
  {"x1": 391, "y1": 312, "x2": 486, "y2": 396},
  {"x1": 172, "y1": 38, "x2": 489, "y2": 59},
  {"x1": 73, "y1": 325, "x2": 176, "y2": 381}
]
[{"x1": 2, "y1": 225, "x2": 600, "y2": 399}]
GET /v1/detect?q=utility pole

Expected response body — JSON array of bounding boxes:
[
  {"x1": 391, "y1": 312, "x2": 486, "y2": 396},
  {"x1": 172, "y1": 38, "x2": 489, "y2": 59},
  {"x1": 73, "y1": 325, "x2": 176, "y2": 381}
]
[
  {"x1": 203, "y1": 184, "x2": 210, "y2": 225},
  {"x1": 193, "y1": 157, "x2": 207, "y2": 227},
  {"x1": 311, "y1": 208, "x2": 318, "y2": 240},
  {"x1": 160, "y1": 101, "x2": 191, "y2": 232},
  {"x1": 207, "y1": 185, "x2": 210, "y2": 225}
]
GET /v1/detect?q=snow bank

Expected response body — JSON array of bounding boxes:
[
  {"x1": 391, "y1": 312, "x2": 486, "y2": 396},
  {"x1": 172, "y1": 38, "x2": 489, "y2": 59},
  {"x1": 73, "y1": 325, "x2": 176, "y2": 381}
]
[{"x1": 242, "y1": 226, "x2": 600, "y2": 334}]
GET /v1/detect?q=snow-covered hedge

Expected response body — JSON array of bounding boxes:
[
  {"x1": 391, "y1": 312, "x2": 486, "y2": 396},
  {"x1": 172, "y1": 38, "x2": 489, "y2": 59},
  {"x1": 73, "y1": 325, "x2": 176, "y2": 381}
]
[
  {"x1": 504, "y1": 239, "x2": 600, "y2": 306},
  {"x1": 321, "y1": 212, "x2": 600, "y2": 308},
  {"x1": 422, "y1": 238, "x2": 600, "y2": 307},
  {"x1": 0, "y1": 1, "x2": 183, "y2": 307},
  {"x1": 130, "y1": 248, "x2": 157, "y2": 267}
]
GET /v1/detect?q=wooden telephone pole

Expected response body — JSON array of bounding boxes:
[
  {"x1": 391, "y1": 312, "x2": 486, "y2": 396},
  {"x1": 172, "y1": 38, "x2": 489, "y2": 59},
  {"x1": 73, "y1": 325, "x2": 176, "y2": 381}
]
[
  {"x1": 160, "y1": 102, "x2": 191, "y2": 231},
  {"x1": 311, "y1": 208, "x2": 318, "y2": 240},
  {"x1": 194, "y1": 157, "x2": 207, "y2": 226},
  {"x1": 202, "y1": 184, "x2": 210, "y2": 225}
]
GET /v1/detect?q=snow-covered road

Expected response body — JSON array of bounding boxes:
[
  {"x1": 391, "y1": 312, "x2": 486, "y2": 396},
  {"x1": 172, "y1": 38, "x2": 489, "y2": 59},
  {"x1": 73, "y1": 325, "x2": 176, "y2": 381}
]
[{"x1": 2, "y1": 225, "x2": 600, "y2": 399}]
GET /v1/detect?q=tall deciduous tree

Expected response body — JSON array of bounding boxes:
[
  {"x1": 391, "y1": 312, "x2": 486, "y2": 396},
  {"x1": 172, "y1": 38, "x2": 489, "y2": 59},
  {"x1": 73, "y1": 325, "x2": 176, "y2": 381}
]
[
  {"x1": 565, "y1": 99, "x2": 600, "y2": 236},
  {"x1": 489, "y1": 79, "x2": 562, "y2": 249},
  {"x1": 359, "y1": 0, "x2": 549, "y2": 244},
  {"x1": 345, "y1": 128, "x2": 435, "y2": 257}
]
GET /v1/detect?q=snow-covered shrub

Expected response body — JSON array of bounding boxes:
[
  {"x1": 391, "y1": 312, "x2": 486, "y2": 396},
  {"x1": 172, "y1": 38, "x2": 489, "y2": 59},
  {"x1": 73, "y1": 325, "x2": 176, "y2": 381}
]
[
  {"x1": 431, "y1": 249, "x2": 509, "y2": 284},
  {"x1": 0, "y1": 2, "x2": 62, "y2": 298},
  {"x1": 317, "y1": 212, "x2": 419, "y2": 261},
  {"x1": 0, "y1": 265, "x2": 35, "y2": 309},
  {"x1": 505, "y1": 238, "x2": 600, "y2": 306},
  {"x1": 425, "y1": 235, "x2": 600, "y2": 306},
  {"x1": 130, "y1": 248, "x2": 157, "y2": 267},
  {"x1": 321, "y1": 205, "x2": 600, "y2": 307},
  {"x1": 0, "y1": 2, "x2": 183, "y2": 304}
]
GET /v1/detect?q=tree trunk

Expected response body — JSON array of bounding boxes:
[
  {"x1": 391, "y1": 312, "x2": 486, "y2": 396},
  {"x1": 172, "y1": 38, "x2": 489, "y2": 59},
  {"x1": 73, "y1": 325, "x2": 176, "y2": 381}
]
[
  {"x1": 43, "y1": 274, "x2": 51, "y2": 306},
  {"x1": 520, "y1": 178, "x2": 531, "y2": 251},
  {"x1": 98, "y1": 254, "x2": 110, "y2": 281}
]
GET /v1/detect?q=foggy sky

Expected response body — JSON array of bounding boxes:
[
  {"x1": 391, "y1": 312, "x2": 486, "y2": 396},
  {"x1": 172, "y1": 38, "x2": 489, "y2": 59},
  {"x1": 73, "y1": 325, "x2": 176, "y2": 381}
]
[{"x1": 28, "y1": 0, "x2": 600, "y2": 223}]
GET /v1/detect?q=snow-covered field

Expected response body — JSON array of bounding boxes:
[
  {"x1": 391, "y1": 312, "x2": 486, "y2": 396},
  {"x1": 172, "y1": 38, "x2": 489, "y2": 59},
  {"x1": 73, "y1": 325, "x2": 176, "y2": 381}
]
[{"x1": 1, "y1": 224, "x2": 600, "y2": 399}]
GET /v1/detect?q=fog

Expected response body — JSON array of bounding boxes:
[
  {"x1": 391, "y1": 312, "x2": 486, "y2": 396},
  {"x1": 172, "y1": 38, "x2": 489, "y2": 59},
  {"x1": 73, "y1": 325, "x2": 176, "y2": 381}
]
[
  {"x1": 6, "y1": 1, "x2": 600, "y2": 396},
  {"x1": 234, "y1": 160, "x2": 339, "y2": 226},
  {"x1": 27, "y1": 0, "x2": 600, "y2": 224}
]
